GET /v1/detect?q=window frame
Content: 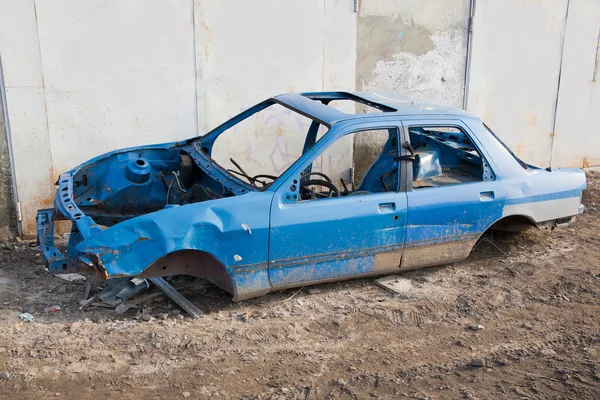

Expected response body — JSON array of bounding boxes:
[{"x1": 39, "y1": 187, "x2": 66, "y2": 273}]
[
  {"x1": 276, "y1": 122, "x2": 407, "y2": 204},
  {"x1": 403, "y1": 120, "x2": 496, "y2": 191},
  {"x1": 197, "y1": 99, "x2": 332, "y2": 192}
]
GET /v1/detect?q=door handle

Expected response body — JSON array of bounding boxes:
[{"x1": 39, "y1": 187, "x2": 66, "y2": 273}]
[
  {"x1": 480, "y1": 191, "x2": 495, "y2": 201},
  {"x1": 378, "y1": 202, "x2": 396, "y2": 212}
]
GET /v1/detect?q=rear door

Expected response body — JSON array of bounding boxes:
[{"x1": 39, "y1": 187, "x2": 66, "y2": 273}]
[{"x1": 401, "y1": 119, "x2": 505, "y2": 269}]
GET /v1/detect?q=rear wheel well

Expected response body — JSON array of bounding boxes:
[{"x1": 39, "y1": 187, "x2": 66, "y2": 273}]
[
  {"x1": 489, "y1": 215, "x2": 536, "y2": 232},
  {"x1": 138, "y1": 250, "x2": 234, "y2": 297}
]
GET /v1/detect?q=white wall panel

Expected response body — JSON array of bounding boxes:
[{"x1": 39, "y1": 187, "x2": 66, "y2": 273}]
[
  {"x1": 551, "y1": 0, "x2": 600, "y2": 167},
  {"x1": 0, "y1": 1, "x2": 54, "y2": 234},
  {"x1": 35, "y1": 0, "x2": 198, "y2": 174},
  {"x1": 467, "y1": 0, "x2": 568, "y2": 167},
  {"x1": 1, "y1": 0, "x2": 356, "y2": 235}
]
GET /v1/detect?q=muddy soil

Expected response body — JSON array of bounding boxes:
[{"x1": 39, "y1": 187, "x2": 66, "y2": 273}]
[{"x1": 0, "y1": 173, "x2": 599, "y2": 399}]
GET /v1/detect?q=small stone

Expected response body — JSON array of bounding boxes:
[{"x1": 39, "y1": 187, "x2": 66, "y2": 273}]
[
  {"x1": 176, "y1": 314, "x2": 184, "y2": 320},
  {"x1": 171, "y1": 309, "x2": 181, "y2": 316},
  {"x1": 56, "y1": 286, "x2": 66, "y2": 294},
  {"x1": 259, "y1": 312, "x2": 268, "y2": 319},
  {"x1": 159, "y1": 313, "x2": 169, "y2": 320},
  {"x1": 0, "y1": 371, "x2": 10, "y2": 380},
  {"x1": 308, "y1": 288, "x2": 322, "y2": 295},
  {"x1": 540, "y1": 348, "x2": 556, "y2": 356},
  {"x1": 182, "y1": 392, "x2": 190, "y2": 398},
  {"x1": 336, "y1": 378, "x2": 347, "y2": 386},
  {"x1": 141, "y1": 314, "x2": 153, "y2": 322},
  {"x1": 471, "y1": 358, "x2": 486, "y2": 368},
  {"x1": 513, "y1": 388, "x2": 531, "y2": 398},
  {"x1": 470, "y1": 324, "x2": 484, "y2": 331},
  {"x1": 521, "y1": 323, "x2": 533, "y2": 330}
]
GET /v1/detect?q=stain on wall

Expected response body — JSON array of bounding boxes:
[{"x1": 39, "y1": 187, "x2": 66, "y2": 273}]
[
  {"x1": 355, "y1": 0, "x2": 470, "y2": 166},
  {"x1": 356, "y1": 0, "x2": 470, "y2": 108},
  {"x1": 0, "y1": 97, "x2": 16, "y2": 235}
]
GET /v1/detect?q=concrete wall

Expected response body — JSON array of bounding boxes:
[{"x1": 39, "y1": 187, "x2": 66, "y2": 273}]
[
  {"x1": 467, "y1": 0, "x2": 568, "y2": 168},
  {"x1": 551, "y1": 0, "x2": 600, "y2": 168},
  {"x1": 355, "y1": 0, "x2": 471, "y2": 172},
  {"x1": 1, "y1": 0, "x2": 598, "y2": 235},
  {"x1": 467, "y1": 0, "x2": 600, "y2": 168},
  {"x1": 0, "y1": 0, "x2": 356, "y2": 236},
  {"x1": 194, "y1": 0, "x2": 356, "y2": 179},
  {"x1": 356, "y1": 0, "x2": 471, "y2": 108},
  {"x1": 0, "y1": 0, "x2": 54, "y2": 236}
]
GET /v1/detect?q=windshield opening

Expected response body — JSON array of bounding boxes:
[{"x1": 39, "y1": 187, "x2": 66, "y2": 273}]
[{"x1": 201, "y1": 101, "x2": 330, "y2": 190}]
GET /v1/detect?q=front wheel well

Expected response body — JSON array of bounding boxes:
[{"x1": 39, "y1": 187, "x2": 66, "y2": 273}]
[{"x1": 138, "y1": 250, "x2": 235, "y2": 297}]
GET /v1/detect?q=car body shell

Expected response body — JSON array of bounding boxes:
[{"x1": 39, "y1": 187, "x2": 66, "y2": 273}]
[{"x1": 37, "y1": 92, "x2": 587, "y2": 300}]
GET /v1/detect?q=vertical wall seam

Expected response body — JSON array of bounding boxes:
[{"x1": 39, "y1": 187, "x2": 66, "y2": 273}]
[
  {"x1": 33, "y1": 0, "x2": 56, "y2": 183},
  {"x1": 321, "y1": 0, "x2": 326, "y2": 91},
  {"x1": 191, "y1": 0, "x2": 200, "y2": 135},
  {"x1": 593, "y1": 26, "x2": 600, "y2": 82},
  {"x1": 462, "y1": 0, "x2": 476, "y2": 110},
  {"x1": 549, "y1": 0, "x2": 571, "y2": 168}
]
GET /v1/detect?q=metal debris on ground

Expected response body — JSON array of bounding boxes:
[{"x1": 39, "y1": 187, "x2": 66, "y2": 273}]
[
  {"x1": 19, "y1": 313, "x2": 34, "y2": 322},
  {"x1": 149, "y1": 277, "x2": 204, "y2": 318},
  {"x1": 97, "y1": 278, "x2": 150, "y2": 307},
  {"x1": 53, "y1": 273, "x2": 87, "y2": 282},
  {"x1": 374, "y1": 276, "x2": 415, "y2": 297},
  {"x1": 82, "y1": 283, "x2": 91, "y2": 301},
  {"x1": 114, "y1": 292, "x2": 165, "y2": 315},
  {"x1": 82, "y1": 276, "x2": 203, "y2": 318}
]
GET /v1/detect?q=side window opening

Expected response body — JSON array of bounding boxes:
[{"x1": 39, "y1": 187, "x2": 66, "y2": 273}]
[
  {"x1": 408, "y1": 126, "x2": 488, "y2": 189},
  {"x1": 299, "y1": 128, "x2": 399, "y2": 201}
]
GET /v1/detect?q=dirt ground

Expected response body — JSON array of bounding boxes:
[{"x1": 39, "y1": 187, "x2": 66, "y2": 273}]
[{"x1": 0, "y1": 173, "x2": 599, "y2": 399}]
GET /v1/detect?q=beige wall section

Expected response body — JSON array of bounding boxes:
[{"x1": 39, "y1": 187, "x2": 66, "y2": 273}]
[
  {"x1": 551, "y1": 0, "x2": 600, "y2": 168},
  {"x1": 467, "y1": 0, "x2": 569, "y2": 168},
  {"x1": 0, "y1": 1, "x2": 54, "y2": 234},
  {"x1": 356, "y1": 0, "x2": 470, "y2": 108}
]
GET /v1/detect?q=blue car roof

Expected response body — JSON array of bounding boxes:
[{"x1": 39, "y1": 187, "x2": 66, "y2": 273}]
[{"x1": 273, "y1": 91, "x2": 471, "y2": 126}]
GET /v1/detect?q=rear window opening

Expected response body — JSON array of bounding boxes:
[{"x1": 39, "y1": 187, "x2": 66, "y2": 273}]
[{"x1": 408, "y1": 125, "x2": 491, "y2": 189}]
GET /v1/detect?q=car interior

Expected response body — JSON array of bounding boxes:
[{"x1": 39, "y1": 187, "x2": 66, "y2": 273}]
[{"x1": 408, "y1": 126, "x2": 484, "y2": 189}]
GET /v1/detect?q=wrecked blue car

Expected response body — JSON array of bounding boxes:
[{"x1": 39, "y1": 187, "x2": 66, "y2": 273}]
[{"x1": 37, "y1": 92, "x2": 586, "y2": 300}]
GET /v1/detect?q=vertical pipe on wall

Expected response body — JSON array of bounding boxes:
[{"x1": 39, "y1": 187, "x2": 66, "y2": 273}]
[
  {"x1": 0, "y1": 55, "x2": 22, "y2": 235},
  {"x1": 462, "y1": 0, "x2": 476, "y2": 110},
  {"x1": 549, "y1": 0, "x2": 571, "y2": 168}
]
